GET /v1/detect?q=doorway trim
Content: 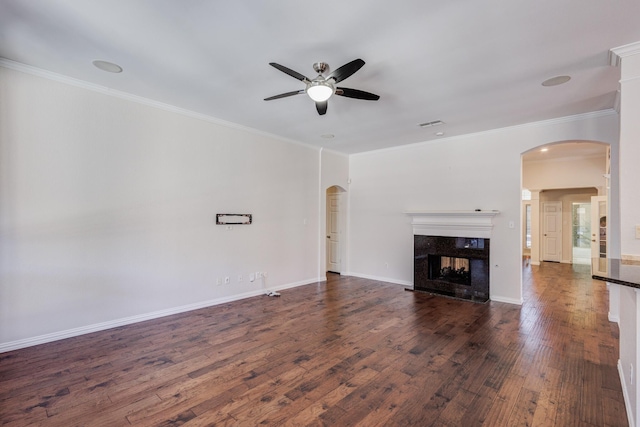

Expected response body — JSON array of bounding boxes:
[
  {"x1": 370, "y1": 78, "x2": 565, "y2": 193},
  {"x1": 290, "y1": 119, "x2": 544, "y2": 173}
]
[
  {"x1": 325, "y1": 185, "x2": 347, "y2": 275},
  {"x1": 541, "y1": 201, "x2": 562, "y2": 262}
]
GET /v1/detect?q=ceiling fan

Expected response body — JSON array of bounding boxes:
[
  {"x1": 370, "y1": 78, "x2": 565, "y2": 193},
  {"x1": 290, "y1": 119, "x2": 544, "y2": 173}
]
[{"x1": 264, "y1": 58, "x2": 380, "y2": 115}]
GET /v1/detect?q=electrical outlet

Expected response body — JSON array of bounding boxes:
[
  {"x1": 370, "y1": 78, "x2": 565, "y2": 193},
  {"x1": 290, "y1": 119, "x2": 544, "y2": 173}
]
[
  {"x1": 224, "y1": 276, "x2": 230, "y2": 284},
  {"x1": 250, "y1": 273, "x2": 255, "y2": 282},
  {"x1": 238, "y1": 274, "x2": 243, "y2": 282},
  {"x1": 256, "y1": 271, "x2": 262, "y2": 279}
]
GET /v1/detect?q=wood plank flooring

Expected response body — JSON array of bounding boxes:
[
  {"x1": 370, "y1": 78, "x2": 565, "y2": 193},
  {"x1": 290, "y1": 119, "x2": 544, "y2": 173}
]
[{"x1": 0, "y1": 261, "x2": 628, "y2": 426}]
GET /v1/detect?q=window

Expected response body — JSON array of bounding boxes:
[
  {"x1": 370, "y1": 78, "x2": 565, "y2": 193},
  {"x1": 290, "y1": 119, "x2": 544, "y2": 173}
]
[{"x1": 522, "y1": 189, "x2": 532, "y2": 201}]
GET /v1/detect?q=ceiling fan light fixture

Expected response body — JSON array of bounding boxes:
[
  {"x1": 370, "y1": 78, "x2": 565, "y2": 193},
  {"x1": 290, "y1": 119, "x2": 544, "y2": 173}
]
[
  {"x1": 307, "y1": 81, "x2": 334, "y2": 102},
  {"x1": 265, "y1": 59, "x2": 378, "y2": 115}
]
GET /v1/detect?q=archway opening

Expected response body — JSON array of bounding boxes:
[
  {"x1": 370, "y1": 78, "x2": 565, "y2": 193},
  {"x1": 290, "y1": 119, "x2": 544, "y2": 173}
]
[
  {"x1": 521, "y1": 140, "x2": 610, "y2": 275},
  {"x1": 326, "y1": 185, "x2": 346, "y2": 274}
]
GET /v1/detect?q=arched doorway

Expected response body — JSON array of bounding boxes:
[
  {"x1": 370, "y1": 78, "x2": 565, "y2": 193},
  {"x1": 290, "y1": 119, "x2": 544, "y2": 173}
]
[
  {"x1": 326, "y1": 185, "x2": 346, "y2": 274},
  {"x1": 521, "y1": 141, "x2": 610, "y2": 268}
]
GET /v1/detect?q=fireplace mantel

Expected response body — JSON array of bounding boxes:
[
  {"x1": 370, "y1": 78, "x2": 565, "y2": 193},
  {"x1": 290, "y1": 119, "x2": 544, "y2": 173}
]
[{"x1": 405, "y1": 210, "x2": 499, "y2": 239}]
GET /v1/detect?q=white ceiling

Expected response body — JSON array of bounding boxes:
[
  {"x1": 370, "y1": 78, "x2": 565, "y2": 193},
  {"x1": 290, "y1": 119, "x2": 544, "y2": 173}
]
[{"x1": 1, "y1": 0, "x2": 639, "y2": 154}]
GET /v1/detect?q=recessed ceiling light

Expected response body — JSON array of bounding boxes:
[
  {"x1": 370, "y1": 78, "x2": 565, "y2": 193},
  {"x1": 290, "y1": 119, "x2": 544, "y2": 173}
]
[
  {"x1": 541, "y1": 75, "x2": 570, "y2": 87},
  {"x1": 541, "y1": 148, "x2": 549, "y2": 152},
  {"x1": 435, "y1": 132, "x2": 445, "y2": 136},
  {"x1": 93, "y1": 60, "x2": 123, "y2": 73},
  {"x1": 418, "y1": 120, "x2": 445, "y2": 128},
  {"x1": 321, "y1": 134, "x2": 335, "y2": 139}
]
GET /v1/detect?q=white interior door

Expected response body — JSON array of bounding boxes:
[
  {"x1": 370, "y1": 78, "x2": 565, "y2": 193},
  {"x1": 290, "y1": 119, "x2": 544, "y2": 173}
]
[
  {"x1": 542, "y1": 201, "x2": 562, "y2": 262},
  {"x1": 327, "y1": 193, "x2": 341, "y2": 273},
  {"x1": 591, "y1": 195, "x2": 607, "y2": 275}
]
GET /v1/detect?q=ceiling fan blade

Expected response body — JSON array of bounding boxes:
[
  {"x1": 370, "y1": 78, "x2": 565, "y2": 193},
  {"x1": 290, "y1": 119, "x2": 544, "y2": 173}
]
[
  {"x1": 269, "y1": 63, "x2": 310, "y2": 83},
  {"x1": 316, "y1": 101, "x2": 327, "y2": 115},
  {"x1": 335, "y1": 87, "x2": 380, "y2": 101},
  {"x1": 264, "y1": 90, "x2": 305, "y2": 101},
  {"x1": 327, "y1": 58, "x2": 365, "y2": 83}
]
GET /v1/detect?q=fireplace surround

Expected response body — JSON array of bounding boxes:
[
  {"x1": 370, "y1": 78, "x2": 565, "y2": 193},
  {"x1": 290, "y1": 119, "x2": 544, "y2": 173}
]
[
  {"x1": 414, "y1": 235, "x2": 490, "y2": 302},
  {"x1": 406, "y1": 210, "x2": 499, "y2": 303}
]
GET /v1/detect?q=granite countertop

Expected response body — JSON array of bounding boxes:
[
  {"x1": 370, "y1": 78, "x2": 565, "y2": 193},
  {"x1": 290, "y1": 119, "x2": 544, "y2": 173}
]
[{"x1": 592, "y1": 258, "x2": 640, "y2": 289}]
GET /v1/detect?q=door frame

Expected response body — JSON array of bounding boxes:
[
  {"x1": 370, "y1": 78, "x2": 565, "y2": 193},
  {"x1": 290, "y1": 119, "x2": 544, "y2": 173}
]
[
  {"x1": 541, "y1": 201, "x2": 562, "y2": 262},
  {"x1": 326, "y1": 191, "x2": 342, "y2": 273},
  {"x1": 325, "y1": 185, "x2": 347, "y2": 275},
  {"x1": 591, "y1": 195, "x2": 608, "y2": 276}
]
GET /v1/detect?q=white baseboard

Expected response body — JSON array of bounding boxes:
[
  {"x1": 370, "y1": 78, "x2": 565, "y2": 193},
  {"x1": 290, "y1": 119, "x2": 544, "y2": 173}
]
[
  {"x1": 530, "y1": 261, "x2": 540, "y2": 266},
  {"x1": 618, "y1": 359, "x2": 635, "y2": 427},
  {"x1": 489, "y1": 295, "x2": 524, "y2": 305},
  {"x1": 342, "y1": 272, "x2": 412, "y2": 288},
  {"x1": 0, "y1": 276, "x2": 323, "y2": 353},
  {"x1": 609, "y1": 312, "x2": 621, "y2": 323}
]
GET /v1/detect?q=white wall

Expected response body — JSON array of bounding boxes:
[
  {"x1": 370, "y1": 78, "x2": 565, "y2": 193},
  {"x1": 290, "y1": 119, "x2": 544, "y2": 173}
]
[
  {"x1": 348, "y1": 112, "x2": 619, "y2": 303},
  {"x1": 0, "y1": 66, "x2": 322, "y2": 349},
  {"x1": 619, "y1": 53, "x2": 640, "y2": 257},
  {"x1": 523, "y1": 152, "x2": 607, "y2": 193}
]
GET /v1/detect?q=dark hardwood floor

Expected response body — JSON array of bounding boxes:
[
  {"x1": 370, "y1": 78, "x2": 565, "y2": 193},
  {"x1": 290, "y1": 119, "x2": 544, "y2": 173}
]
[{"x1": 0, "y1": 262, "x2": 627, "y2": 426}]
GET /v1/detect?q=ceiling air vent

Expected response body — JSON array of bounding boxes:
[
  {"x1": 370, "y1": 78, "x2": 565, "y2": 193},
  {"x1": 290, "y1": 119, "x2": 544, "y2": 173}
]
[{"x1": 418, "y1": 120, "x2": 445, "y2": 128}]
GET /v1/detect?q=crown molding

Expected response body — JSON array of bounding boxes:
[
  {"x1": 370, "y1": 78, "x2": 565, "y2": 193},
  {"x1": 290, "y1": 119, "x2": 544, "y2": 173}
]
[
  {"x1": 0, "y1": 58, "x2": 321, "y2": 153},
  {"x1": 321, "y1": 147, "x2": 350, "y2": 158},
  {"x1": 353, "y1": 109, "x2": 617, "y2": 157},
  {"x1": 609, "y1": 41, "x2": 640, "y2": 67}
]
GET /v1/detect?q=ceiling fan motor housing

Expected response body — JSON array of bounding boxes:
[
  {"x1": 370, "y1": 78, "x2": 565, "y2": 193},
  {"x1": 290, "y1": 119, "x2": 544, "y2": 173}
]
[{"x1": 313, "y1": 62, "x2": 329, "y2": 75}]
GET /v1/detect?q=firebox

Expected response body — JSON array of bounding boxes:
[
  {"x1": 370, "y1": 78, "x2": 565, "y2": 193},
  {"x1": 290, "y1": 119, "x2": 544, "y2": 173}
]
[
  {"x1": 429, "y1": 255, "x2": 471, "y2": 286},
  {"x1": 414, "y1": 235, "x2": 489, "y2": 302}
]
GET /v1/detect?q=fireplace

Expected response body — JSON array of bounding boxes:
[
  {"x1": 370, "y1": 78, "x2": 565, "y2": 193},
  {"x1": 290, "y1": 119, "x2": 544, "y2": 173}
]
[
  {"x1": 406, "y1": 210, "x2": 498, "y2": 303},
  {"x1": 414, "y1": 236, "x2": 489, "y2": 302}
]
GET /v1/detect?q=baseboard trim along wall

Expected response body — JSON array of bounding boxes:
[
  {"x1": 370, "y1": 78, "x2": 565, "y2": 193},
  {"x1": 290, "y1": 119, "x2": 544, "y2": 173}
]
[
  {"x1": 618, "y1": 359, "x2": 635, "y2": 427},
  {"x1": 0, "y1": 277, "x2": 323, "y2": 353},
  {"x1": 489, "y1": 295, "x2": 524, "y2": 305},
  {"x1": 344, "y1": 272, "x2": 413, "y2": 288}
]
